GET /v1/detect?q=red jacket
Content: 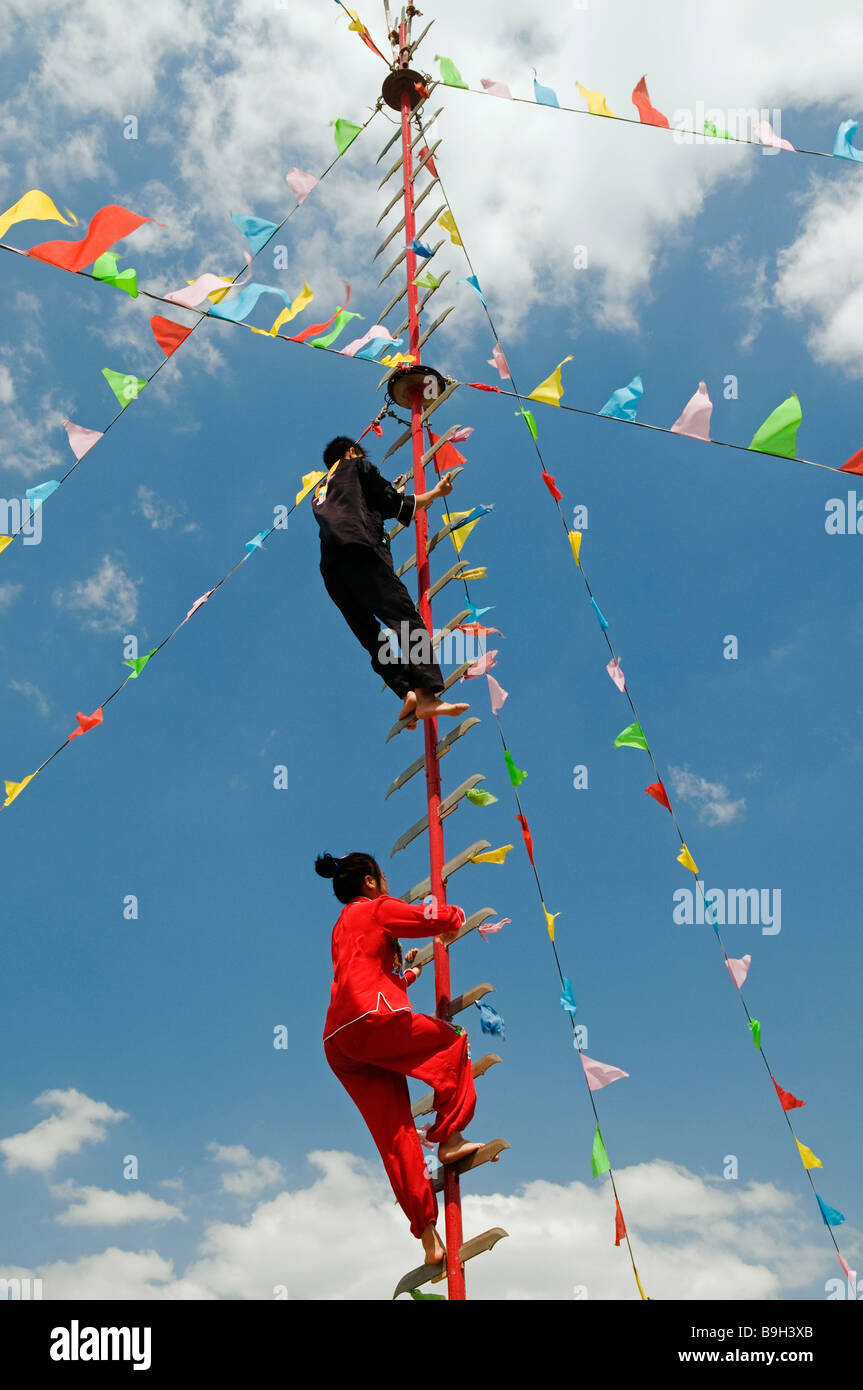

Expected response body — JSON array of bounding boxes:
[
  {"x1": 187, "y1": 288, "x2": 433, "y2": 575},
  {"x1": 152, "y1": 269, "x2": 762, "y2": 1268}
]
[{"x1": 323, "y1": 894, "x2": 465, "y2": 1041}]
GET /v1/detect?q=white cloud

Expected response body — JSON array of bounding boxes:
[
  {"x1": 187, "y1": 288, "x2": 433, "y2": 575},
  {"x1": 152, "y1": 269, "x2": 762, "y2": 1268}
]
[
  {"x1": 9, "y1": 678, "x2": 51, "y2": 717},
  {"x1": 0, "y1": 583, "x2": 23, "y2": 612},
  {"x1": 705, "y1": 234, "x2": 771, "y2": 350},
  {"x1": 50, "y1": 1182, "x2": 186, "y2": 1227},
  {"x1": 668, "y1": 765, "x2": 746, "y2": 826},
  {"x1": 136, "y1": 484, "x2": 187, "y2": 530},
  {"x1": 0, "y1": 1089, "x2": 128, "y2": 1174},
  {"x1": 775, "y1": 174, "x2": 863, "y2": 374},
  {"x1": 0, "y1": 389, "x2": 72, "y2": 478},
  {"x1": 0, "y1": 364, "x2": 14, "y2": 404},
  {"x1": 207, "y1": 1143, "x2": 285, "y2": 1197},
  {"x1": 53, "y1": 554, "x2": 141, "y2": 631}
]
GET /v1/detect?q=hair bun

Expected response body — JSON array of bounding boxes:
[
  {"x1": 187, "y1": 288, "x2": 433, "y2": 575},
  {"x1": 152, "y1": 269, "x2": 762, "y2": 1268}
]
[{"x1": 315, "y1": 852, "x2": 341, "y2": 880}]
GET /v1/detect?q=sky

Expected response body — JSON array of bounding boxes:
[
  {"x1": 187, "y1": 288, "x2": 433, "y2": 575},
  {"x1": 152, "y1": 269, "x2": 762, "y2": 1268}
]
[{"x1": 0, "y1": 0, "x2": 861, "y2": 1302}]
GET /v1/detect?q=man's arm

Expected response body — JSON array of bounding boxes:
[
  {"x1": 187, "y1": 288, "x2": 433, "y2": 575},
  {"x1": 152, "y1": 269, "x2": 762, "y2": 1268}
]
[{"x1": 413, "y1": 471, "x2": 457, "y2": 512}]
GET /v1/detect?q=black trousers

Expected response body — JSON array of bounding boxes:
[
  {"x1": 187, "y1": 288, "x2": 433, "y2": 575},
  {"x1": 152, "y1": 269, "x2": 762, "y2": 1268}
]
[{"x1": 322, "y1": 546, "x2": 445, "y2": 698}]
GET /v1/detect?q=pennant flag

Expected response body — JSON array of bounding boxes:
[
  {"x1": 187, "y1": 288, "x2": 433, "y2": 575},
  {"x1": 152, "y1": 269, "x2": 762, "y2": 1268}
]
[
  {"x1": 817, "y1": 1195, "x2": 845, "y2": 1227},
  {"x1": 165, "y1": 273, "x2": 237, "y2": 310},
  {"x1": 540, "y1": 469, "x2": 563, "y2": 502},
  {"x1": 645, "y1": 780, "x2": 671, "y2": 812},
  {"x1": 606, "y1": 657, "x2": 626, "y2": 691},
  {"x1": 0, "y1": 537, "x2": 13, "y2": 554},
  {"x1": 186, "y1": 590, "x2": 215, "y2": 620},
  {"x1": 631, "y1": 76, "x2": 668, "y2": 128},
  {"x1": 92, "y1": 251, "x2": 137, "y2": 297},
  {"x1": 447, "y1": 507, "x2": 488, "y2": 554},
  {"x1": 542, "y1": 902, "x2": 559, "y2": 941},
  {"x1": 296, "y1": 471, "x2": 326, "y2": 505},
  {"x1": 613, "y1": 721, "x2": 648, "y2": 750},
  {"x1": 150, "y1": 315, "x2": 193, "y2": 356},
  {"x1": 0, "y1": 188, "x2": 74, "y2": 241},
  {"x1": 615, "y1": 1198, "x2": 627, "y2": 1246},
  {"x1": 102, "y1": 367, "x2": 147, "y2": 408},
  {"x1": 427, "y1": 428, "x2": 467, "y2": 475},
  {"x1": 346, "y1": 329, "x2": 397, "y2": 359},
  {"x1": 470, "y1": 382, "x2": 502, "y2": 393},
  {"x1": 285, "y1": 168, "x2": 319, "y2": 204},
  {"x1": 230, "y1": 213, "x2": 279, "y2": 257},
  {"x1": 590, "y1": 597, "x2": 609, "y2": 631},
  {"x1": 677, "y1": 843, "x2": 698, "y2": 875},
  {"x1": 245, "y1": 530, "x2": 268, "y2": 554},
  {"x1": 262, "y1": 281, "x2": 314, "y2": 336},
  {"x1": 568, "y1": 530, "x2": 582, "y2": 566},
  {"x1": 459, "y1": 274, "x2": 486, "y2": 307},
  {"x1": 460, "y1": 621, "x2": 501, "y2": 637},
  {"x1": 774, "y1": 1079, "x2": 805, "y2": 1111},
  {"x1": 330, "y1": 118, "x2": 362, "y2": 154},
  {"x1": 465, "y1": 602, "x2": 493, "y2": 622},
  {"x1": 476, "y1": 1000, "x2": 505, "y2": 1039},
  {"x1": 408, "y1": 1288, "x2": 445, "y2": 1301},
  {"x1": 481, "y1": 78, "x2": 513, "y2": 100},
  {"x1": 449, "y1": 427, "x2": 474, "y2": 443},
  {"x1": 25, "y1": 480, "x2": 60, "y2": 510},
  {"x1": 834, "y1": 119, "x2": 863, "y2": 161},
  {"x1": 795, "y1": 1139, "x2": 822, "y2": 1170},
  {"x1": 591, "y1": 1127, "x2": 611, "y2": 1178},
  {"x1": 577, "y1": 82, "x2": 615, "y2": 118},
  {"x1": 466, "y1": 787, "x2": 498, "y2": 806},
  {"x1": 68, "y1": 707, "x2": 103, "y2": 741},
  {"x1": 346, "y1": 15, "x2": 386, "y2": 61},
  {"x1": 749, "y1": 393, "x2": 801, "y2": 457},
  {"x1": 417, "y1": 144, "x2": 438, "y2": 177},
  {"x1": 488, "y1": 342, "x2": 511, "y2": 379},
  {"x1": 838, "y1": 1255, "x2": 857, "y2": 1286},
  {"x1": 438, "y1": 210, "x2": 462, "y2": 245},
  {"x1": 435, "y1": 54, "x2": 468, "y2": 89},
  {"x1": 487, "y1": 674, "x2": 508, "y2": 713},
  {"x1": 289, "y1": 292, "x2": 353, "y2": 345},
  {"x1": 529, "y1": 356, "x2": 573, "y2": 407},
  {"x1": 3, "y1": 773, "x2": 35, "y2": 807},
  {"x1": 841, "y1": 445, "x2": 863, "y2": 475},
  {"x1": 465, "y1": 650, "x2": 497, "y2": 678},
  {"x1": 515, "y1": 408, "x2": 538, "y2": 441},
  {"x1": 311, "y1": 310, "x2": 361, "y2": 349},
  {"x1": 409, "y1": 237, "x2": 434, "y2": 258},
  {"x1": 725, "y1": 955, "x2": 751, "y2": 989},
  {"x1": 670, "y1": 380, "x2": 713, "y2": 440},
  {"x1": 471, "y1": 844, "x2": 513, "y2": 865},
  {"x1": 599, "y1": 375, "x2": 643, "y2": 420},
  {"x1": 124, "y1": 648, "x2": 157, "y2": 678},
  {"x1": 504, "y1": 750, "x2": 527, "y2": 787},
  {"x1": 478, "y1": 917, "x2": 510, "y2": 942},
  {"x1": 414, "y1": 269, "x2": 440, "y2": 290},
  {"x1": 560, "y1": 978, "x2": 578, "y2": 1015},
  {"x1": 581, "y1": 1053, "x2": 630, "y2": 1091},
  {"x1": 29, "y1": 204, "x2": 153, "y2": 272},
  {"x1": 63, "y1": 421, "x2": 103, "y2": 461},
  {"x1": 210, "y1": 282, "x2": 293, "y2": 324},
  {"x1": 516, "y1": 813, "x2": 534, "y2": 865},
  {"x1": 460, "y1": 566, "x2": 486, "y2": 580},
  {"x1": 380, "y1": 352, "x2": 415, "y2": 368},
  {"x1": 749, "y1": 1018, "x2": 761, "y2": 1049},
  {"x1": 754, "y1": 120, "x2": 795, "y2": 152},
  {"x1": 533, "y1": 75, "x2": 559, "y2": 108}
]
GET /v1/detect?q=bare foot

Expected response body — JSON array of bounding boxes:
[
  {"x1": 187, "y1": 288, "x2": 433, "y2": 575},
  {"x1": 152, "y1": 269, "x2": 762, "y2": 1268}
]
[
  {"x1": 421, "y1": 1222, "x2": 446, "y2": 1266},
  {"x1": 415, "y1": 695, "x2": 470, "y2": 722},
  {"x1": 438, "y1": 1132, "x2": 483, "y2": 1165},
  {"x1": 398, "y1": 691, "x2": 418, "y2": 729}
]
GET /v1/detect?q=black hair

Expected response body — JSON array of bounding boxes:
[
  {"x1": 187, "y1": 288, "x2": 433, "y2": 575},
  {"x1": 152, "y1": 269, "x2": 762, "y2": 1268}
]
[
  {"x1": 315, "y1": 851, "x2": 382, "y2": 905},
  {"x1": 323, "y1": 437, "x2": 360, "y2": 469}
]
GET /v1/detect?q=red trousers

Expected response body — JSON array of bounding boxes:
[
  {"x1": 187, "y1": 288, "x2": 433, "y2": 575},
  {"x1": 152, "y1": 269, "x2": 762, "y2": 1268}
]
[{"x1": 325, "y1": 1008, "x2": 476, "y2": 1238}]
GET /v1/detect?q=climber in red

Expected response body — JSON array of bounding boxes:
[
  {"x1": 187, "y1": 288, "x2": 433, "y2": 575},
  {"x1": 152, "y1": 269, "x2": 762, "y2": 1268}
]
[{"x1": 318, "y1": 850, "x2": 483, "y2": 1266}]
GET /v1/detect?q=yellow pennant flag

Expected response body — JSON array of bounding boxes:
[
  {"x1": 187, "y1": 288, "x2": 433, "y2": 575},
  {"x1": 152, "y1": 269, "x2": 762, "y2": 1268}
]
[
  {"x1": 188, "y1": 275, "x2": 234, "y2": 305},
  {"x1": 0, "y1": 536, "x2": 13, "y2": 554},
  {"x1": 568, "y1": 530, "x2": 582, "y2": 566},
  {"x1": 0, "y1": 189, "x2": 75, "y2": 241},
  {"x1": 381, "y1": 352, "x2": 416, "y2": 367},
  {"x1": 529, "y1": 355, "x2": 573, "y2": 407},
  {"x1": 577, "y1": 82, "x2": 616, "y2": 118},
  {"x1": 447, "y1": 510, "x2": 480, "y2": 556},
  {"x1": 677, "y1": 843, "x2": 698, "y2": 875},
  {"x1": 542, "y1": 901, "x2": 560, "y2": 941},
  {"x1": 460, "y1": 566, "x2": 486, "y2": 580},
  {"x1": 296, "y1": 471, "x2": 326, "y2": 505},
  {"x1": 4, "y1": 773, "x2": 35, "y2": 807},
  {"x1": 471, "y1": 844, "x2": 513, "y2": 865},
  {"x1": 795, "y1": 1139, "x2": 822, "y2": 1170},
  {"x1": 634, "y1": 1267, "x2": 648, "y2": 1301},
  {"x1": 438, "y1": 209, "x2": 462, "y2": 245},
  {"x1": 267, "y1": 281, "x2": 314, "y2": 334}
]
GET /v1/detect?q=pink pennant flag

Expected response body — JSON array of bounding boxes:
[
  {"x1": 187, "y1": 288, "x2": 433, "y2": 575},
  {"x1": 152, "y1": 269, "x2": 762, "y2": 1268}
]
[
  {"x1": 285, "y1": 168, "x2": 319, "y2": 204},
  {"x1": 478, "y1": 917, "x2": 510, "y2": 941},
  {"x1": 606, "y1": 656, "x2": 626, "y2": 692},
  {"x1": 487, "y1": 673, "x2": 508, "y2": 712},
  {"x1": 465, "y1": 649, "x2": 498, "y2": 679},
  {"x1": 63, "y1": 420, "x2": 103, "y2": 461},
  {"x1": 487, "y1": 341, "x2": 511, "y2": 380},
  {"x1": 449, "y1": 426, "x2": 474, "y2": 442},
  {"x1": 186, "y1": 588, "x2": 215, "y2": 621},
  {"x1": 68, "y1": 706, "x2": 104, "y2": 740},
  {"x1": 671, "y1": 380, "x2": 713, "y2": 440},
  {"x1": 416, "y1": 1122, "x2": 435, "y2": 1151},
  {"x1": 165, "y1": 255, "x2": 252, "y2": 309},
  {"x1": 580, "y1": 1053, "x2": 630, "y2": 1091},
  {"x1": 481, "y1": 78, "x2": 513, "y2": 100},
  {"x1": 725, "y1": 955, "x2": 751, "y2": 989},
  {"x1": 339, "y1": 324, "x2": 394, "y2": 357},
  {"x1": 753, "y1": 120, "x2": 795, "y2": 152},
  {"x1": 838, "y1": 1254, "x2": 858, "y2": 1288}
]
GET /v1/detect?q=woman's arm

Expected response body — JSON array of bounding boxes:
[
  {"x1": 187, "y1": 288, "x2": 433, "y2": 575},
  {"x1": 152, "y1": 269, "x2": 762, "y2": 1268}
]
[{"x1": 373, "y1": 895, "x2": 465, "y2": 940}]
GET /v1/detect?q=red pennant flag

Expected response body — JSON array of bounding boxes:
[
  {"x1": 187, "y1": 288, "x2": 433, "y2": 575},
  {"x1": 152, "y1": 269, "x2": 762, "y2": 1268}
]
[
  {"x1": 289, "y1": 284, "x2": 351, "y2": 342},
  {"x1": 841, "y1": 446, "x2": 863, "y2": 474},
  {"x1": 427, "y1": 428, "x2": 467, "y2": 475},
  {"x1": 645, "y1": 780, "x2": 672, "y2": 812},
  {"x1": 354, "y1": 26, "x2": 386, "y2": 61},
  {"x1": 614, "y1": 1198, "x2": 627, "y2": 1246},
  {"x1": 773, "y1": 1078, "x2": 805, "y2": 1111},
  {"x1": 468, "y1": 381, "x2": 502, "y2": 393},
  {"x1": 150, "y1": 315, "x2": 193, "y2": 356},
  {"x1": 631, "y1": 77, "x2": 669, "y2": 129},
  {"x1": 458, "y1": 623, "x2": 502, "y2": 637},
  {"x1": 69, "y1": 707, "x2": 104, "y2": 741},
  {"x1": 542, "y1": 469, "x2": 563, "y2": 501},
  {"x1": 516, "y1": 813, "x2": 535, "y2": 866},
  {"x1": 371, "y1": 421, "x2": 383, "y2": 436},
  {"x1": 418, "y1": 144, "x2": 439, "y2": 177},
  {"x1": 29, "y1": 205, "x2": 154, "y2": 273},
  {"x1": 414, "y1": 80, "x2": 431, "y2": 101}
]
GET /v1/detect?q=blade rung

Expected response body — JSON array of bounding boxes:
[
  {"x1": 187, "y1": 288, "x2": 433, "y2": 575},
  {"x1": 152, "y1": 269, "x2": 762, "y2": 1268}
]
[
  {"x1": 390, "y1": 774, "x2": 486, "y2": 857},
  {"x1": 426, "y1": 560, "x2": 469, "y2": 603},
  {"x1": 392, "y1": 1227, "x2": 508, "y2": 1299},
  {"x1": 449, "y1": 982, "x2": 494, "y2": 1017},
  {"x1": 431, "y1": 1139, "x2": 510, "y2": 1192},
  {"x1": 385, "y1": 712, "x2": 479, "y2": 798},
  {"x1": 401, "y1": 840, "x2": 491, "y2": 902},
  {"x1": 380, "y1": 381, "x2": 460, "y2": 462},
  {"x1": 411, "y1": 906, "x2": 498, "y2": 968},
  {"x1": 411, "y1": 1051, "x2": 501, "y2": 1117},
  {"x1": 418, "y1": 304, "x2": 454, "y2": 351},
  {"x1": 384, "y1": 655, "x2": 473, "y2": 741}
]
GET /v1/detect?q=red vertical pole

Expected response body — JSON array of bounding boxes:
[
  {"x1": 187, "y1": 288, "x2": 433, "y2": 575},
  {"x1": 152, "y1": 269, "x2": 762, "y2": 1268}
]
[{"x1": 397, "y1": 25, "x2": 467, "y2": 1301}]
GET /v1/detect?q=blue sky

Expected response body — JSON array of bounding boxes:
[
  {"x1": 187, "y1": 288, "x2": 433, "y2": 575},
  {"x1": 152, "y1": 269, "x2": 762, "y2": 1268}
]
[{"x1": 0, "y1": 0, "x2": 861, "y2": 1300}]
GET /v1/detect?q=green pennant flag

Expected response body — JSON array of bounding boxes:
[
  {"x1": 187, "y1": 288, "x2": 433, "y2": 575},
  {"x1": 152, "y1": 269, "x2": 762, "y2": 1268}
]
[
  {"x1": 466, "y1": 788, "x2": 498, "y2": 806},
  {"x1": 102, "y1": 367, "x2": 148, "y2": 408},
  {"x1": 504, "y1": 750, "x2": 527, "y2": 788},
  {"x1": 414, "y1": 270, "x2": 440, "y2": 290},
  {"x1": 92, "y1": 252, "x2": 138, "y2": 298},
  {"x1": 124, "y1": 648, "x2": 157, "y2": 679},
  {"x1": 613, "y1": 721, "x2": 649, "y2": 751},
  {"x1": 749, "y1": 1018, "x2": 761, "y2": 1049},
  {"x1": 408, "y1": 1287, "x2": 446, "y2": 1300},
  {"x1": 749, "y1": 393, "x2": 801, "y2": 458},
  {"x1": 515, "y1": 407, "x2": 538, "y2": 441},
  {"x1": 311, "y1": 310, "x2": 361, "y2": 349},
  {"x1": 435, "y1": 54, "x2": 468, "y2": 88},
  {"x1": 591, "y1": 1126, "x2": 611, "y2": 1178},
  {"x1": 330, "y1": 118, "x2": 362, "y2": 155}
]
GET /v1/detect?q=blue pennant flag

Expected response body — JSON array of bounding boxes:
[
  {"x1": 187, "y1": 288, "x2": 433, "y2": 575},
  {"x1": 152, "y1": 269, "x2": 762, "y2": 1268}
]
[
  {"x1": 409, "y1": 238, "x2": 434, "y2": 258},
  {"x1": 599, "y1": 375, "x2": 643, "y2": 421},
  {"x1": 816, "y1": 1195, "x2": 846, "y2": 1227},
  {"x1": 833, "y1": 119, "x2": 863, "y2": 161},
  {"x1": 26, "y1": 480, "x2": 61, "y2": 510},
  {"x1": 459, "y1": 274, "x2": 487, "y2": 308},
  {"x1": 245, "y1": 530, "x2": 268, "y2": 554},
  {"x1": 230, "y1": 213, "x2": 281, "y2": 257},
  {"x1": 560, "y1": 978, "x2": 578, "y2": 1016},
  {"x1": 590, "y1": 597, "x2": 609, "y2": 631},
  {"x1": 533, "y1": 74, "x2": 560, "y2": 107},
  {"x1": 476, "y1": 1000, "x2": 505, "y2": 1040}
]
